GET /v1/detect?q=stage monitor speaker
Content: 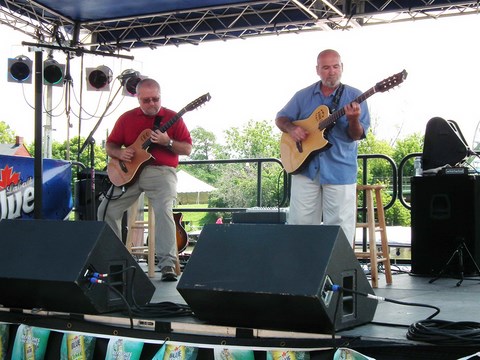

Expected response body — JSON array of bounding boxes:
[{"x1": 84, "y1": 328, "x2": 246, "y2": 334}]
[
  {"x1": 411, "y1": 176, "x2": 480, "y2": 275},
  {"x1": 0, "y1": 219, "x2": 155, "y2": 314},
  {"x1": 177, "y1": 224, "x2": 377, "y2": 333}
]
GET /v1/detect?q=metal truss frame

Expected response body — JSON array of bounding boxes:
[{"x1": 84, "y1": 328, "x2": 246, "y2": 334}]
[{"x1": 0, "y1": 0, "x2": 478, "y2": 53}]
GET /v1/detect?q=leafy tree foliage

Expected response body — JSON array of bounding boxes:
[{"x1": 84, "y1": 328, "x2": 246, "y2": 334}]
[
  {"x1": 25, "y1": 136, "x2": 107, "y2": 202},
  {"x1": 212, "y1": 120, "x2": 284, "y2": 207},
  {"x1": 26, "y1": 136, "x2": 107, "y2": 171},
  {"x1": 186, "y1": 120, "x2": 285, "y2": 224},
  {"x1": 189, "y1": 127, "x2": 221, "y2": 160},
  {"x1": 358, "y1": 132, "x2": 394, "y2": 185},
  {"x1": 180, "y1": 126, "x2": 224, "y2": 185},
  {"x1": 183, "y1": 124, "x2": 424, "y2": 226},
  {"x1": 223, "y1": 119, "x2": 281, "y2": 159},
  {"x1": 392, "y1": 133, "x2": 424, "y2": 175},
  {"x1": 385, "y1": 199, "x2": 412, "y2": 226},
  {"x1": 1, "y1": 118, "x2": 424, "y2": 227},
  {"x1": 357, "y1": 132, "x2": 423, "y2": 226},
  {"x1": 0, "y1": 121, "x2": 16, "y2": 144}
]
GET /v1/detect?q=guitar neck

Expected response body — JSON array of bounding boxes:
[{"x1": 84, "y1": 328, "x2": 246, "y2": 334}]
[
  {"x1": 159, "y1": 110, "x2": 186, "y2": 133},
  {"x1": 320, "y1": 86, "x2": 376, "y2": 129},
  {"x1": 140, "y1": 109, "x2": 187, "y2": 150},
  {"x1": 139, "y1": 92, "x2": 211, "y2": 150}
]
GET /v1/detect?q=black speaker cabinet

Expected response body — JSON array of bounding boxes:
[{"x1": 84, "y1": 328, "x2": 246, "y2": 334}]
[
  {"x1": 177, "y1": 224, "x2": 377, "y2": 333},
  {"x1": 0, "y1": 219, "x2": 155, "y2": 314},
  {"x1": 75, "y1": 169, "x2": 110, "y2": 221},
  {"x1": 411, "y1": 175, "x2": 480, "y2": 275}
]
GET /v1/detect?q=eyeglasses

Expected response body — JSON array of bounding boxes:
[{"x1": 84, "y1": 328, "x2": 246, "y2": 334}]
[{"x1": 140, "y1": 97, "x2": 160, "y2": 104}]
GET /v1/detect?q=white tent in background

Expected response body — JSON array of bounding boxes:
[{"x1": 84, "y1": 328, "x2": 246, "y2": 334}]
[{"x1": 176, "y1": 170, "x2": 216, "y2": 204}]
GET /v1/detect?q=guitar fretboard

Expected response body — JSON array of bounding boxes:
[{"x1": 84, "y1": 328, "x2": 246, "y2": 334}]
[{"x1": 320, "y1": 87, "x2": 376, "y2": 130}]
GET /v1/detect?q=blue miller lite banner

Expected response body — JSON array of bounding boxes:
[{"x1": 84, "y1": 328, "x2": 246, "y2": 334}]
[{"x1": 0, "y1": 155, "x2": 73, "y2": 220}]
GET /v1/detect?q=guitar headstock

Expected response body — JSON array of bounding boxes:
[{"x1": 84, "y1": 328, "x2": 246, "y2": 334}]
[
  {"x1": 375, "y1": 70, "x2": 408, "y2": 93},
  {"x1": 185, "y1": 93, "x2": 212, "y2": 112}
]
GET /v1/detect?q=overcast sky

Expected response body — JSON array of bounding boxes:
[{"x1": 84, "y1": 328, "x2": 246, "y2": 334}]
[{"x1": 2, "y1": 14, "x2": 480, "y2": 150}]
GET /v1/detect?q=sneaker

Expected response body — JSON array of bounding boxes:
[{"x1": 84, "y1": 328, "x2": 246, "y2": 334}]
[{"x1": 161, "y1": 266, "x2": 177, "y2": 282}]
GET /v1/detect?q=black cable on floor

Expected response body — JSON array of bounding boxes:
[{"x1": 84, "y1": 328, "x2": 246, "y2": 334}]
[
  {"x1": 333, "y1": 286, "x2": 440, "y2": 320},
  {"x1": 407, "y1": 319, "x2": 480, "y2": 345},
  {"x1": 128, "y1": 267, "x2": 193, "y2": 319},
  {"x1": 83, "y1": 266, "x2": 192, "y2": 329},
  {"x1": 332, "y1": 284, "x2": 480, "y2": 346},
  {"x1": 130, "y1": 301, "x2": 192, "y2": 318}
]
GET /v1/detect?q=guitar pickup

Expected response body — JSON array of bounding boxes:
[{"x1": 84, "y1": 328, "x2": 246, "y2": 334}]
[{"x1": 295, "y1": 141, "x2": 303, "y2": 153}]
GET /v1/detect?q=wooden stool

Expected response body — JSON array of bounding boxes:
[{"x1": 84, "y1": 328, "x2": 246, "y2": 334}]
[
  {"x1": 355, "y1": 184, "x2": 393, "y2": 288},
  {"x1": 125, "y1": 196, "x2": 156, "y2": 278},
  {"x1": 125, "y1": 196, "x2": 182, "y2": 278}
]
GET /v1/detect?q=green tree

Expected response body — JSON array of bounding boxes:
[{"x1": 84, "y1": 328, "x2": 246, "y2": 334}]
[
  {"x1": 392, "y1": 132, "x2": 424, "y2": 176},
  {"x1": 181, "y1": 127, "x2": 224, "y2": 185},
  {"x1": 202, "y1": 120, "x2": 285, "y2": 223},
  {"x1": 358, "y1": 132, "x2": 395, "y2": 184},
  {"x1": 0, "y1": 121, "x2": 16, "y2": 143},
  {"x1": 223, "y1": 119, "x2": 281, "y2": 159},
  {"x1": 189, "y1": 126, "x2": 220, "y2": 160},
  {"x1": 27, "y1": 136, "x2": 107, "y2": 170},
  {"x1": 385, "y1": 197, "x2": 411, "y2": 226},
  {"x1": 182, "y1": 123, "x2": 423, "y2": 227}
]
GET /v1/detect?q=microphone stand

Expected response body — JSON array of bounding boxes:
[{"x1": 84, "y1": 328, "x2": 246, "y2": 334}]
[{"x1": 78, "y1": 77, "x2": 128, "y2": 220}]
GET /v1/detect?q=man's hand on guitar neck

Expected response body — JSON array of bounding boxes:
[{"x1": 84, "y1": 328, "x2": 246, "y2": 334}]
[
  {"x1": 344, "y1": 101, "x2": 364, "y2": 140},
  {"x1": 151, "y1": 129, "x2": 171, "y2": 147}
]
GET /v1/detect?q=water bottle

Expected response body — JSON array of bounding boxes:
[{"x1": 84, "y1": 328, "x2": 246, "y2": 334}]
[{"x1": 414, "y1": 157, "x2": 423, "y2": 176}]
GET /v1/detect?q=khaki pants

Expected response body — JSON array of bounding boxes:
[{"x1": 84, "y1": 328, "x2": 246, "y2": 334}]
[{"x1": 97, "y1": 165, "x2": 178, "y2": 269}]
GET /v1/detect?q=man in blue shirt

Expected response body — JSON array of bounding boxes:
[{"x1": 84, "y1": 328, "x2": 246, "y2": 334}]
[{"x1": 275, "y1": 49, "x2": 370, "y2": 246}]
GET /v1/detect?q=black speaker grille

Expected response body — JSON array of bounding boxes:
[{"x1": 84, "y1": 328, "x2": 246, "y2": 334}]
[
  {"x1": 177, "y1": 223, "x2": 377, "y2": 333},
  {"x1": 411, "y1": 176, "x2": 480, "y2": 275},
  {"x1": 0, "y1": 219, "x2": 155, "y2": 314}
]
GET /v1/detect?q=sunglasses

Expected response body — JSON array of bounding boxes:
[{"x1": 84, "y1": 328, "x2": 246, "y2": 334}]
[{"x1": 140, "y1": 97, "x2": 160, "y2": 104}]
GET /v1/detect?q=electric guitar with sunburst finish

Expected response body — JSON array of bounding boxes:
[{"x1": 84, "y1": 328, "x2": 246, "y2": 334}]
[{"x1": 279, "y1": 70, "x2": 408, "y2": 174}]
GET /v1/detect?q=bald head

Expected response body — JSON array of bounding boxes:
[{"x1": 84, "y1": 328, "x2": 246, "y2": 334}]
[{"x1": 316, "y1": 49, "x2": 343, "y2": 89}]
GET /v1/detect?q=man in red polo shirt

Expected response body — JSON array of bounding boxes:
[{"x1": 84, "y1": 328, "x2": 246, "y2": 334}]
[{"x1": 98, "y1": 78, "x2": 192, "y2": 281}]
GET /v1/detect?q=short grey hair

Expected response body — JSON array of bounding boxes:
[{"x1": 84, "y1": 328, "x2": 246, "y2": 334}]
[{"x1": 136, "y1": 78, "x2": 160, "y2": 94}]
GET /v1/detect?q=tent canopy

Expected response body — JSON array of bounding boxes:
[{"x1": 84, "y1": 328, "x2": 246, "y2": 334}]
[
  {"x1": 176, "y1": 170, "x2": 216, "y2": 204},
  {"x1": 0, "y1": 1, "x2": 478, "y2": 52}
]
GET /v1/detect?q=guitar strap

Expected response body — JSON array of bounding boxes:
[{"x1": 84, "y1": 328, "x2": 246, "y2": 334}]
[
  {"x1": 153, "y1": 115, "x2": 164, "y2": 131},
  {"x1": 323, "y1": 83, "x2": 344, "y2": 134},
  {"x1": 154, "y1": 114, "x2": 164, "y2": 143},
  {"x1": 147, "y1": 115, "x2": 164, "y2": 153},
  {"x1": 329, "y1": 83, "x2": 344, "y2": 114}
]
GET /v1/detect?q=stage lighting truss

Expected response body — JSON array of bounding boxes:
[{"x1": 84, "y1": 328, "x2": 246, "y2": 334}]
[
  {"x1": 119, "y1": 69, "x2": 144, "y2": 96},
  {"x1": 86, "y1": 65, "x2": 113, "y2": 91},
  {"x1": 7, "y1": 55, "x2": 33, "y2": 84},
  {"x1": 43, "y1": 58, "x2": 65, "y2": 86}
]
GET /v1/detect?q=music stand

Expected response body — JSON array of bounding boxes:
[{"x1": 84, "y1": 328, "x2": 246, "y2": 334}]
[{"x1": 429, "y1": 238, "x2": 480, "y2": 286}]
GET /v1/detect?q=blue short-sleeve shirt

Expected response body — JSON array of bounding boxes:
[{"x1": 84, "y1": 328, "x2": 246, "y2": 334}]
[{"x1": 276, "y1": 81, "x2": 370, "y2": 184}]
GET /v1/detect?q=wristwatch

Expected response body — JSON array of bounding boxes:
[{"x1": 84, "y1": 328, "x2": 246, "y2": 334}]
[{"x1": 167, "y1": 138, "x2": 174, "y2": 149}]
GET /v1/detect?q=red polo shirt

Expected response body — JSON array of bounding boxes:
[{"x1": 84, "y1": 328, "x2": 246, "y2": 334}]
[{"x1": 107, "y1": 107, "x2": 192, "y2": 168}]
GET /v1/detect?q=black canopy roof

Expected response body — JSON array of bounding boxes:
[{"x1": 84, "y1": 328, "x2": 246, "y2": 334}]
[{"x1": 0, "y1": 0, "x2": 478, "y2": 54}]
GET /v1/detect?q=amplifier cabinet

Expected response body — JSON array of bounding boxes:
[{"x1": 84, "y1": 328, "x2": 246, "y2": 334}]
[{"x1": 411, "y1": 175, "x2": 480, "y2": 275}]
